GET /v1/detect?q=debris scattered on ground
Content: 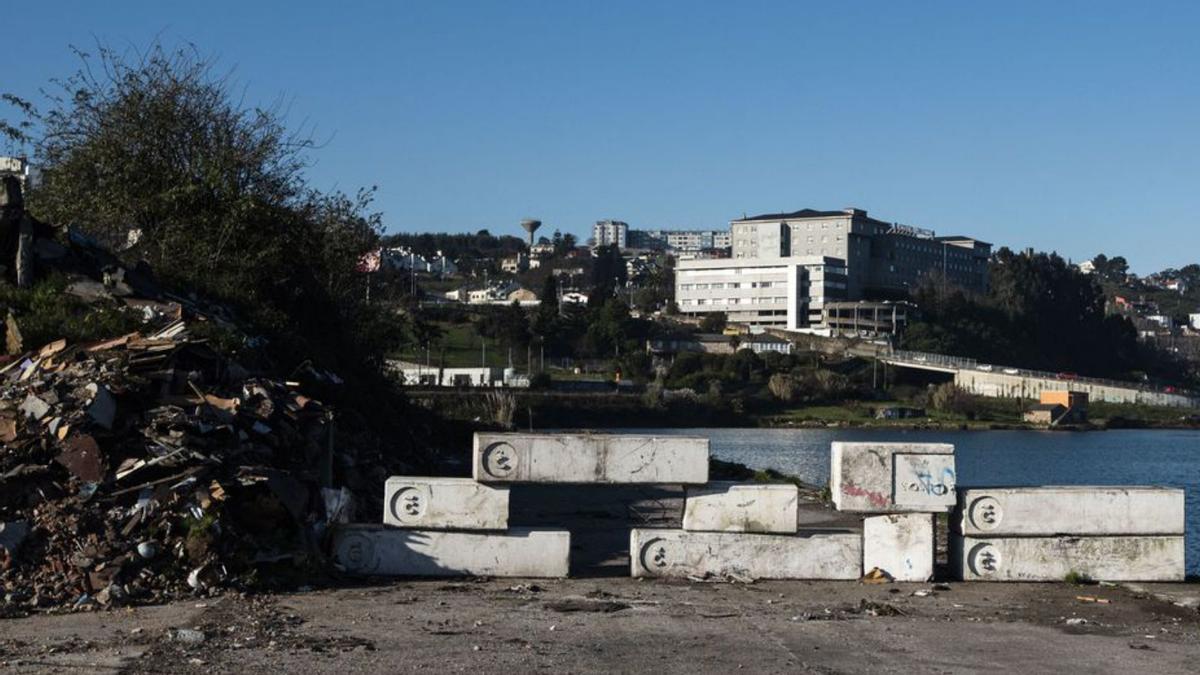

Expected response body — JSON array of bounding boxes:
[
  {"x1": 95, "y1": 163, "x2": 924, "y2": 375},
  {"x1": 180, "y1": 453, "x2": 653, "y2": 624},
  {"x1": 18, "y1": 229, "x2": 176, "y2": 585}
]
[
  {"x1": 1076, "y1": 595, "x2": 1112, "y2": 604},
  {"x1": 0, "y1": 319, "x2": 379, "y2": 611},
  {"x1": 857, "y1": 599, "x2": 906, "y2": 617},
  {"x1": 860, "y1": 567, "x2": 894, "y2": 584}
]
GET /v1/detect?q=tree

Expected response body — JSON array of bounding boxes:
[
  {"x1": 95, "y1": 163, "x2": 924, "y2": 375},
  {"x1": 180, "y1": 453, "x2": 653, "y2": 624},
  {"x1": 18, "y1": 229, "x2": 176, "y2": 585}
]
[
  {"x1": 699, "y1": 311, "x2": 728, "y2": 333},
  {"x1": 4, "y1": 42, "x2": 395, "y2": 369},
  {"x1": 589, "y1": 244, "x2": 626, "y2": 304}
]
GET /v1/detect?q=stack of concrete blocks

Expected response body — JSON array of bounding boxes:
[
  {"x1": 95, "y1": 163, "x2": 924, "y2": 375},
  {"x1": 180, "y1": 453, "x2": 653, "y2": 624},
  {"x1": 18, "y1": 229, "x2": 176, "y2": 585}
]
[
  {"x1": 332, "y1": 432, "x2": 712, "y2": 578},
  {"x1": 951, "y1": 487, "x2": 1186, "y2": 581},
  {"x1": 829, "y1": 442, "x2": 957, "y2": 582},
  {"x1": 330, "y1": 474, "x2": 572, "y2": 578}
]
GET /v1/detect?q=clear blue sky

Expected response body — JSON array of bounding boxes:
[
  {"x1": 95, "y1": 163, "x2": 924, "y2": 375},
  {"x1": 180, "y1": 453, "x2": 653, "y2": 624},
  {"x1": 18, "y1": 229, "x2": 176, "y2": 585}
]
[{"x1": 6, "y1": 1, "x2": 1199, "y2": 273}]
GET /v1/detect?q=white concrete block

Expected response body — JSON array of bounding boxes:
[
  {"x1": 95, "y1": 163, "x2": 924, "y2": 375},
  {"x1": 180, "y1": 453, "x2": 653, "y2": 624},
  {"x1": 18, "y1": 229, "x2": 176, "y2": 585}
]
[
  {"x1": 383, "y1": 477, "x2": 509, "y2": 530},
  {"x1": 473, "y1": 433, "x2": 709, "y2": 484},
  {"x1": 683, "y1": 482, "x2": 798, "y2": 533},
  {"x1": 830, "y1": 442, "x2": 956, "y2": 513},
  {"x1": 630, "y1": 529, "x2": 861, "y2": 580},
  {"x1": 331, "y1": 526, "x2": 570, "y2": 578},
  {"x1": 863, "y1": 513, "x2": 935, "y2": 582},
  {"x1": 955, "y1": 487, "x2": 1185, "y2": 536},
  {"x1": 951, "y1": 535, "x2": 1185, "y2": 582}
]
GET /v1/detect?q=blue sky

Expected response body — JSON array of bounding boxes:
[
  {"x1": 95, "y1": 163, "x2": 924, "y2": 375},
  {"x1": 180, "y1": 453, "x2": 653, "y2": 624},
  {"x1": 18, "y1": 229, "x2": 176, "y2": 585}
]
[{"x1": 6, "y1": 1, "x2": 1200, "y2": 273}]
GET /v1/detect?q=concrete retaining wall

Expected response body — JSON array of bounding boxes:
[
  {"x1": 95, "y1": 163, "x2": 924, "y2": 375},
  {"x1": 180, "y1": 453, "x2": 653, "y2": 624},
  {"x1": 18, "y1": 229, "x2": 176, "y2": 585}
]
[{"x1": 954, "y1": 370, "x2": 1199, "y2": 408}]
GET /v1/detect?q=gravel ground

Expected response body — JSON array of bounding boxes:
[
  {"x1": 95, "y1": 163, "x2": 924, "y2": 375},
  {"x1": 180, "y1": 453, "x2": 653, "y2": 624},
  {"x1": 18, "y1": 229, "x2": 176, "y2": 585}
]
[{"x1": 1, "y1": 577, "x2": 1198, "y2": 674}]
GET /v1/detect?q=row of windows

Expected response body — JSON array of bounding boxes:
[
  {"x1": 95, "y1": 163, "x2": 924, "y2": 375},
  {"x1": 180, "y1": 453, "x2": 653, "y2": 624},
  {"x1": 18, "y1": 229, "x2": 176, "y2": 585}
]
[
  {"x1": 679, "y1": 280, "x2": 788, "y2": 291},
  {"x1": 680, "y1": 297, "x2": 789, "y2": 307}
]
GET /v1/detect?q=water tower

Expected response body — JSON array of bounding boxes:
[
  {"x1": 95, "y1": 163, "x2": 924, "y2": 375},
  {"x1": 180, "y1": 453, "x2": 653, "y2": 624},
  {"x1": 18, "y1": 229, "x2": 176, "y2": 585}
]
[{"x1": 520, "y1": 218, "x2": 542, "y2": 249}]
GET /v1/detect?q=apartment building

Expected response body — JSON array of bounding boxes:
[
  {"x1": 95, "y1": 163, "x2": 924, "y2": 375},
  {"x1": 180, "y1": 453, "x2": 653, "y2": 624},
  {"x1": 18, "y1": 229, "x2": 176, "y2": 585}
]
[
  {"x1": 675, "y1": 256, "x2": 848, "y2": 329},
  {"x1": 730, "y1": 207, "x2": 990, "y2": 296},
  {"x1": 626, "y1": 229, "x2": 734, "y2": 253},
  {"x1": 592, "y1": 220, "x2": 628, "y2": 249}
]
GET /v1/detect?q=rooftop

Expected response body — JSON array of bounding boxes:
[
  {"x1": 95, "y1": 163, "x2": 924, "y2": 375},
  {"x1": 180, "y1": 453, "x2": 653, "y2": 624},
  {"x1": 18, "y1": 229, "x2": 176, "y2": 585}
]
[{"x1": 736, "y1": 208, "x2": 855, "y2": 222}]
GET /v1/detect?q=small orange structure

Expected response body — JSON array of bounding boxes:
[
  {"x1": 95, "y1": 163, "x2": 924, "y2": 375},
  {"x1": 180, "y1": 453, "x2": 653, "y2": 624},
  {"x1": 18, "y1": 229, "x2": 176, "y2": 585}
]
[{"x1": 1040, "y1": 390, "x2": 1088, "y2": 411}]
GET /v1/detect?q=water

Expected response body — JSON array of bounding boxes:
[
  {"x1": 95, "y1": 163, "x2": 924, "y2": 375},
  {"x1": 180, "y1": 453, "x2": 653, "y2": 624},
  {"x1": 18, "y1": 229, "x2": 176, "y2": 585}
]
[{"x1": 632, "y1": 428, "x2": 1200, "y2": 574}]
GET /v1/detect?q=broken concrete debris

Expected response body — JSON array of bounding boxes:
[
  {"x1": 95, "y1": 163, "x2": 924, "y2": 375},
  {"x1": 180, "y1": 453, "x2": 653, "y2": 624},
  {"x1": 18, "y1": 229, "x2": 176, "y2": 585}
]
[{"x1": 0, "y1": 321, "x2": 368, "y2": 611}]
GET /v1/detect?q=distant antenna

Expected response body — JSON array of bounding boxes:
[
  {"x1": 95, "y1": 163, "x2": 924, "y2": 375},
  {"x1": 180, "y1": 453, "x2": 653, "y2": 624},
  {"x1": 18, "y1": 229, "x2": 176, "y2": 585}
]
[{"x1": 520, "y1": 218, "x2": 542, "y2": 248}]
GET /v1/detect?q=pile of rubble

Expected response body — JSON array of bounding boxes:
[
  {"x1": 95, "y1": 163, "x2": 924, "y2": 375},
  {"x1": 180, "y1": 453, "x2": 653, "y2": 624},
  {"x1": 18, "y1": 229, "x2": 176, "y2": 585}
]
[{"x1": 0, "y1": 320, "x2": 355, "y2": 612}]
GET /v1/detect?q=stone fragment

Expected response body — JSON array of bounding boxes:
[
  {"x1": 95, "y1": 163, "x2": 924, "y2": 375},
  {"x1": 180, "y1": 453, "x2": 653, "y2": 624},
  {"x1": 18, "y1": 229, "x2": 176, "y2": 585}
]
[
  {"x1": 473, "y1": 433, "x2": 708, "y2": 484},
  {"x1": 955, "y1": 487, "x2": 1185, "y2": 536},
  {"x1": 331, "y1": 526, "x2": 570, "y2": 578},
  {"x1": 683, "y1": 482, "x2": 798, "y2": 533},
  {"x1": 951, "y1": 535, "x2": 1185, "y2": 582},
  {"x1": 19, "y1": 393, "x2": 50, "y2": 421},
  {"x1": 863, "y1": 513, "x2": 935, "y2": 582},
  {"x1": 383, "y1": 477, "x2": 509, "y2": 530},
  {"x1": 630, "y1": 529, "x2": 861, "y2": 580},
  {"x1": 830, "y1": 442, "x2": 956, "y2": 513}
]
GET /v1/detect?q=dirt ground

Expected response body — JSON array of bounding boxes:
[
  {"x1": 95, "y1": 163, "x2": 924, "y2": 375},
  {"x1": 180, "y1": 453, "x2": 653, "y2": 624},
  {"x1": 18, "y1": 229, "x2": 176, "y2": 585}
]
[{"x1": 1, "y1": 577, "x2": 1199, "y2": 674}]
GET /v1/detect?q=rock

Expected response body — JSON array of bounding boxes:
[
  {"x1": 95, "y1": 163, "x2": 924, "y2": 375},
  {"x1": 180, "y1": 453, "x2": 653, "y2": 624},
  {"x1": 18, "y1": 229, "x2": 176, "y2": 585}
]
[
  {"x1": 169, "y1": 628, "x2": 207, "y2": 645},
  {"x1": 136, "y1": 541, "x2": 158, "y2": 559},
  {"x1": 18, "y1": 394, "x2": 50, "y2": 421}
]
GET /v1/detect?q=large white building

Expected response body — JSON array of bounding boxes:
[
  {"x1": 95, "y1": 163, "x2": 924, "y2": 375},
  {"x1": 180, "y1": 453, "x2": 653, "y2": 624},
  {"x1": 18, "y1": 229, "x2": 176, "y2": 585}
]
[
  {"x1": 592, "y1": 220, "x2": 628, "y2": 249},
  {"x1": 675, "y1": 256, "x2": 847, "y2": 330},
  {"x1": 730, "y1": 207, "x2": 990, "y2": 297}
]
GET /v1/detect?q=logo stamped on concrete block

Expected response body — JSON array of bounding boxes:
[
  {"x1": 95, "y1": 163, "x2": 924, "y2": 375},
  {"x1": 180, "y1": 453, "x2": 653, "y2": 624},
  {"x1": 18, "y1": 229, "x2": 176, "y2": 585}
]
[
  {"x1": 388, "y1": 486, "x2": 429, "y2": 523},
  {"x1": 968, "y1": 496, "x2": 1003, "y2": 531},
  {"x1": 482, "y1": 442, "x2": 519, "y2": 479},
  {"x1": 967, "y1": 542, "x2": 1002, "y2": 577},
  {"x1": 337, "y1": 531, "x2": 378, "y2": 574},
  {"x1": 638, "y1": 537, "x2": 670, "y2": 570}
]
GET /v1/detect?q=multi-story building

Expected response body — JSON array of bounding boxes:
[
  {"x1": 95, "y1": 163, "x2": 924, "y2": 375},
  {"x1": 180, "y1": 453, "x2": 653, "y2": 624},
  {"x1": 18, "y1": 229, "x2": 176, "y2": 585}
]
[
  {"x1": 730, "y1": 207, "x2": 990, "y2": 296},
  {"x1": 675, "y1": 256, "x2": 847, "y2": 329},
  {"x1": 626, "y1": 229, "x2": 733, "y2": 254},
  {"x1": 592, "y1": 220, "x2": 628, "y2": 249}
]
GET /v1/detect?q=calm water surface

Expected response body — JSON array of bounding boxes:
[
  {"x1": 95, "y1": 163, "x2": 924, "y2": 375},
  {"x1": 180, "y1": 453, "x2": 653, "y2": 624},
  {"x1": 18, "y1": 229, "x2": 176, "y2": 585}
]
[{"x1": 629, "y1": 428, "x2": 1200, "y2": 574}]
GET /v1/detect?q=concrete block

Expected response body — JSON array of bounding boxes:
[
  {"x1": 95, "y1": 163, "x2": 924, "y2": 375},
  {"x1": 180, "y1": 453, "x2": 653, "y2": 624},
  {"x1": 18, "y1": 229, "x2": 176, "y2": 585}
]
[
  {"x1": 383, "y1": 477, "x2": 509, "y2": 530},
  {"x1": 683, "y1": 482, "x2": 798, "y2": 533},
  {"x1": 863, "y1": 513, "x2": 935, "y2": 582},
  {"x1": 830, "y1": 442, "x2": 956, "y2": 513},
  {"x1": 473, "y1": 433, "x2": 709, "y2": 484},
  {"x1": 955, "y1": 487, "x2": 1185, "y2": 536},
  {"x1": 630, "y1": 529, "x2": 861, "y2": 580},
  {"x1": 331, "y1": 526, "x2": 570, "y2": 578},
  {"x1": 951, "y1": 535, "x2": 1185, "y2": 582}
]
